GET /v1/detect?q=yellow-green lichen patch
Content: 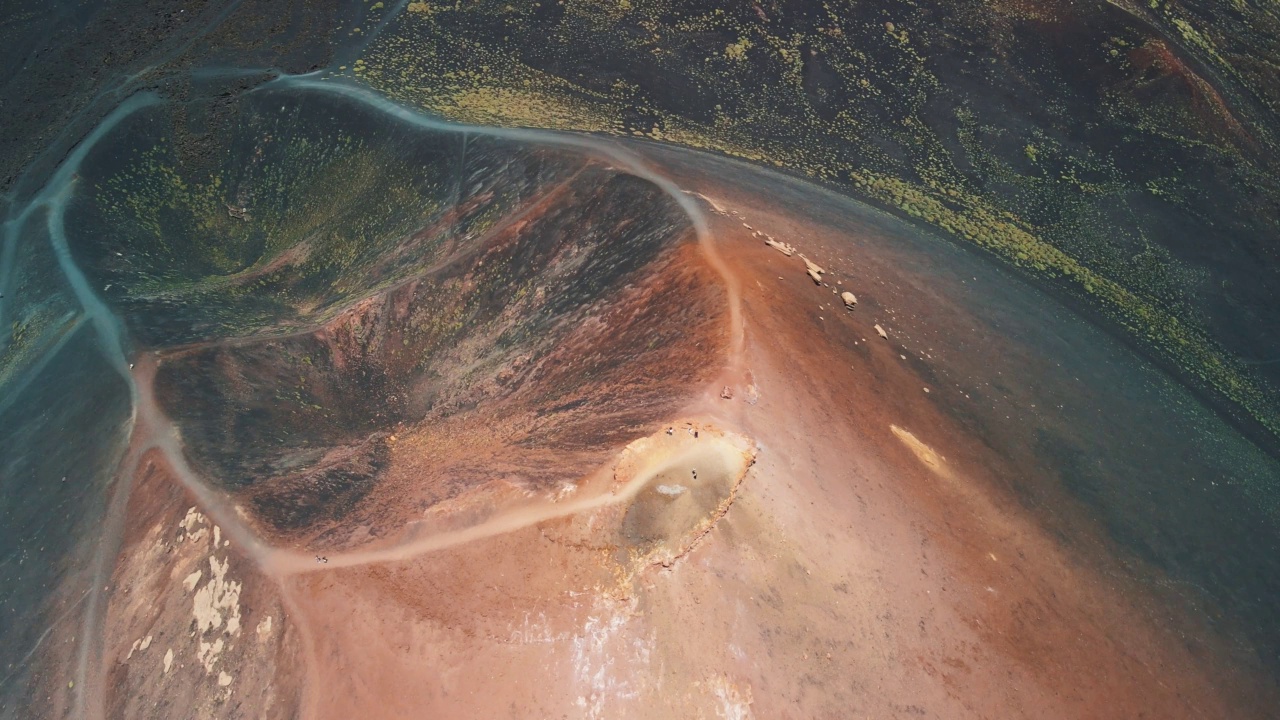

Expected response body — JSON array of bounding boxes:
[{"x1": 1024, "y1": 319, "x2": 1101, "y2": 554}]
[{"x1": 83, "y1": 100, "x2": 473, "y2": 341}]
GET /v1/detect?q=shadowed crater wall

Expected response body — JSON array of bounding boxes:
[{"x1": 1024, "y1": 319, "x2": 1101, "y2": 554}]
[{"x1": 60, "y1": 87, "x2": 732, "y2": 547}]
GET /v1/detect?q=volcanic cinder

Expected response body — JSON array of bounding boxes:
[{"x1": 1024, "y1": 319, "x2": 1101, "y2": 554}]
[{"x1": 3, "y1": 79, "x2": 1279, "y2": 720}]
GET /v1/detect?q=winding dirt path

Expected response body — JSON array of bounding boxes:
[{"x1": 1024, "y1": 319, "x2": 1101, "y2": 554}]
[{"x1": 2, "y1": 61, "x2": 749, "y2": 717}]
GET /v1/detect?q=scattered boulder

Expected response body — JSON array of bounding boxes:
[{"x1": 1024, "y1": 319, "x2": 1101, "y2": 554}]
[
  {"x1": 765, "y1": 238, "x2": 795, "y2": 256},
  {"x1": 841, "y1": 291, "x2": 857, "y2": 309},
  {"x1": 800, "y1": 255, "x2": 825, "y2": 284},
  {"x1": 875, "y1": 324, "x2": 888, "y2": 339}
]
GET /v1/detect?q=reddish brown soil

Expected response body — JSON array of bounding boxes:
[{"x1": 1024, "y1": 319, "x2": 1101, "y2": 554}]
[
  {"x1": 99, "y1": 450, "x2": 304, "y2": 719},
  {"x1": 93, "y1": 153, "x2": 1279, "y2": 719}
]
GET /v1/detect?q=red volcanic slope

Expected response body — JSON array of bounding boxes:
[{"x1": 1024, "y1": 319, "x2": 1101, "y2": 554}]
[{"x1": 89, "y1": 147, "x2": 1279, "y2": 720}]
